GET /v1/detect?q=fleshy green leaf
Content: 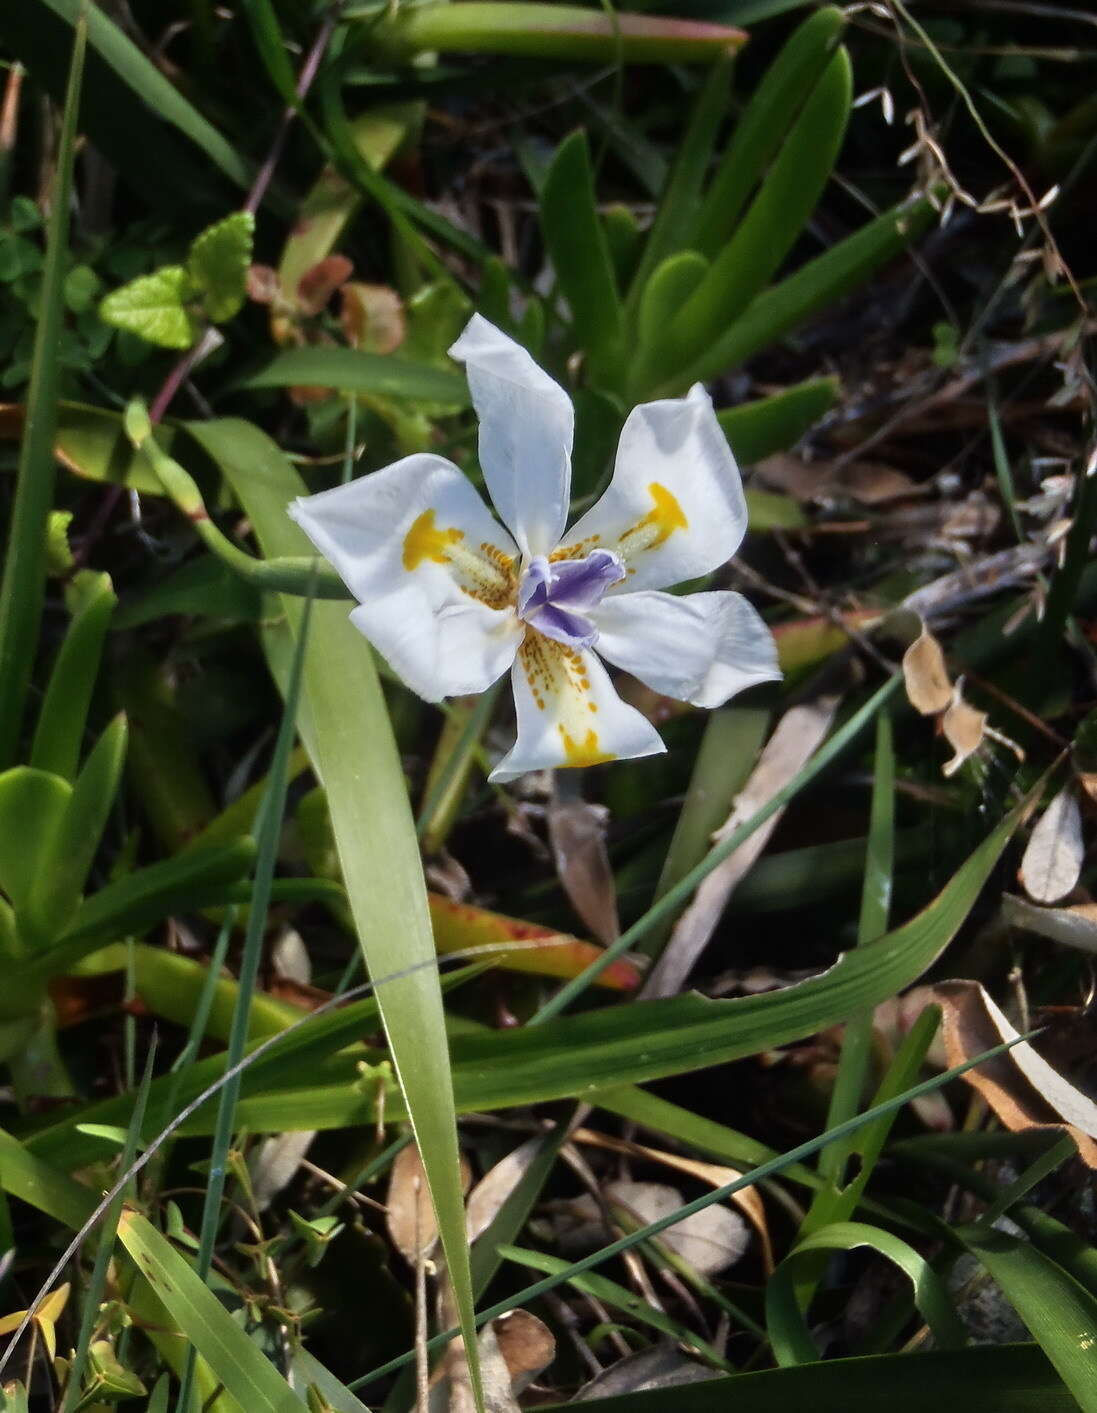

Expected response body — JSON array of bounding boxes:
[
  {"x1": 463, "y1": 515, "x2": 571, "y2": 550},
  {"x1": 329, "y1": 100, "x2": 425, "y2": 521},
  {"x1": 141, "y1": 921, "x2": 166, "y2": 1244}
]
[
  {"x1": 99, "y1": 266, "x2": 198, "y2": 349},
  {"x1": 187, "y1": 211, "x2": 255, "y2": 323}
]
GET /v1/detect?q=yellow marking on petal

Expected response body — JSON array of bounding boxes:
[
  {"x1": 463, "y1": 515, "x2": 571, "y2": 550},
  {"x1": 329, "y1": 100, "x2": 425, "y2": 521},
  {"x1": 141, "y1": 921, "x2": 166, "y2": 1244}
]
[
  {"x1": 402, "y1": 509, "x2": 463, "y2": 570},
  {"x1": 559, "y1": 726, "x2": 614, "y2": 767},
  {"x1": 619, "y1": 480, "x2": 689, "y2": 555},
  {"x1": 550, "y1": 533, "x2": 601, "y2": 563}
]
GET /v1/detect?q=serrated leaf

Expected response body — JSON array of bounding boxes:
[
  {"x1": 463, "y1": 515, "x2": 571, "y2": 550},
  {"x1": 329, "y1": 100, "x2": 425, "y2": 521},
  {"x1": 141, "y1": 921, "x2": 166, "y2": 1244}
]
[
  {"x1": 99, "y1": 266, "x2": 197, "y2": 349},
  {"x1": 188, "y1": 211, "x2": 254, "y2": 323}
]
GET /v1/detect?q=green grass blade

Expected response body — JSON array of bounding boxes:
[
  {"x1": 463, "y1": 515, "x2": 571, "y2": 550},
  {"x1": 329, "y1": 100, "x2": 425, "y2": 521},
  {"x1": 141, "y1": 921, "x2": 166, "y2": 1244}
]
[
  {"x1": 11, "y1": 0, "x2": 251, "y2": 191},
  {"x1": 767, "y1": 1220, "x2": 966, "y2": 1365},
  {"x1": 175, "y1": 586, "x2": 313, "y2": 1413},
  {"x1": 353, "y1": 1028, "x2": 1037, "y2": 1388},
  {"x1": 532, "y1": 675, "x2": 901, "y2": 1017},
  {"x1": 188, "y1": 417, "x2": 484, "y2": 1410},
  {"x1": 117, "y1": 1211, "x2": 307, "y2": 1413},
  {"x1": 537, "y1": 1346, "x2": 1074, "y2": 1413},
  {"x1": 956, "y1": 1226, "x2": 1097, "y2": 1411},
  {"x1": 0, "y1": 10, "x2": 86, "y2": 768},
  {"x1": 817, "y1": 708, "x2": 895, "y2": 1184},
  {"x1": 58, "y1": 1045, "x2": 156, "y2": 1413}
]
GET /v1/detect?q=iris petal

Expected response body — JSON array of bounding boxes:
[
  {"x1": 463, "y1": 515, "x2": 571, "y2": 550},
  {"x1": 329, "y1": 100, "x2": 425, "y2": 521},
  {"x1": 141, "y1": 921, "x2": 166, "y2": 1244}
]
[
  {"x1": 558, "y1": 384, "x2": 747, "y2": 592},
  {"x1": 449, "y1": 315, "x2": 573, "y2": 558},
  {"x1": 289, "y1": 455, "x2": 523, "y2": 702},
  {"x1": 591, "y1": 589, "x2": 781, "y2": 708}
]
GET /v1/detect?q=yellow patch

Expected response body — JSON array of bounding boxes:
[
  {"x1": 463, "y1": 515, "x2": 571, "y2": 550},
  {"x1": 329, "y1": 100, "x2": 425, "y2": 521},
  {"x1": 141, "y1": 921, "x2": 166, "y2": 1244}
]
[
  {"x1": 616, "y1": 481, "x2": 689, "y2": 560},
  {"x1": 559, "y1": 726, "x2": 614, "y2": 768},
  {"x1": 402, "y1": 509, "x2": 463, "y2": 570}
]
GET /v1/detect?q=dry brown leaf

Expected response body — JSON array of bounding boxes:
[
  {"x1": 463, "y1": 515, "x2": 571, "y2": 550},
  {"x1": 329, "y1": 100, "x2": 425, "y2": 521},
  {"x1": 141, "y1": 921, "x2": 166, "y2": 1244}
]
[
  {"x1": 942, "y1": 680, "x2": 987, "y2": 777},
  {"x1": 433, "y1": 1311, "x2": 554, "y2": 1413},
  {"x1": 492, "y1": 1309, "x2": 556, "y2": 1390},
  {"x1": 386, "y1": 1142, "x2": 471, "y2": 1265},
  {"x1": 1020, "y1": 784, "x2": 1084, "y2": 903},
  {"x1": 642, "y1": 689, "x2": 842, "y2": 998},
  {"x1": 902, "y1": 625, "x2": 952, "y2": 716},
  {"x1": 933, "y1": 978, "x2": 1097, "y2": 1167},
  {"x1": 1077, "y1": 771, "x2": 1097, "y2": 805},
  {"x1": 295, "y1": 254, "x2": 354, "y2": 316},
  {"x1": 340, "y1": 281, "x2": 406, "y2": 354},
  {"x1": 572, "y1": 1126, "x2": 772, "y2": 1270},
  {"x1": 573, "y1": 1344, "x2": 711, "y2": 1400},
  {"x1": 547, "y1": 796, "x2": 619, "y2": 946},
  {"x1": 756, "y1": 453, "x2": 922, "y2": 505},
  {"x1": 465, "y1": 1135, "x2": 547, "y2": 1244}
]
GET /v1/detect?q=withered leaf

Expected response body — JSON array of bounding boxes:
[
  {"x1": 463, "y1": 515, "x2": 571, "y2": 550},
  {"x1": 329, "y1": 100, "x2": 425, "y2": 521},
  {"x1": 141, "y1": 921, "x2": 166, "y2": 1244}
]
[
  {"x1": 902, "y1": 624, "x2": 952, "y2": 716},
  {"x1": 942, "y1": 680, "x2": 987, "y2": 777},
  {"x1": 933, "y1": 979, "x2": 1097, "y2": 1167},
  {"x1": 1020, "y1": 784, "x2": 1084, "y2": 903}
]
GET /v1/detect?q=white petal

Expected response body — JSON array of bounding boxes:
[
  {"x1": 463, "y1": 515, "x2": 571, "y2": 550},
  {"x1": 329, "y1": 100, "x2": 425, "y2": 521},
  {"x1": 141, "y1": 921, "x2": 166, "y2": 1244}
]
[
  {"x1": 449, "y1": 314, "x2": 573, "y2": 557},
  {"x1": 559, "y1": 384, "x2": 747, "y2": 592},
  {"x1": 288, "y1": 455, "x2": 523, "y2": 702},
  {"x1": 490, "y1": 634, "x2": 664, "y2": 782},
  {"x1": 592, "y1": 590, "x2": 781, "y2": 708}
]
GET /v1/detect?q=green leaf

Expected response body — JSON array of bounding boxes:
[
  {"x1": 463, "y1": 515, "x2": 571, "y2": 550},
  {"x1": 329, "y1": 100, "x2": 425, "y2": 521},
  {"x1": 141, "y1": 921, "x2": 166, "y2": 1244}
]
[
  {"x1": 0, "y1": 767, "x2": 72, "y2": 920},
  {"x1": 535, "y1": 1346, "x2": 1075, "y2": 1413},
  {"x1": 668, "y1": 194, "x2": 937, "y2": 390},
  {"x1": 187, "y1": 211, "x2": 255, "y2": 324},
  {"x1": 956, "y1": 1226, "x2": 1097, "y2": 1412},
  {"x1": 718, "y1": 376, "x2": 840, "y2": 463},
  {"x1": 238, "y1": 347, "x2": 469, "y2": 403},
  {"x1": 117, "y1": 1210, "x2": 307, "y2": 1413},
  {"x1": 27, "y1": 714, "x2": 127, "y2": 942},
  {"x1": 644, "y1": 46, "x2": 853, "y2": 392},
  {"x1": 30, "y1": 570, "x2": 116, "y2": 781},
  {"x1": 0, "y1": 1126, "x2": 96, "y2": 1229},
  {"x1": 0, "y1": 402, "x2": 169, "y2": 495},
  {"x1": 99, "y1": 266, "x2": 198, "y2": 349},
  {"x1": 187, "y1": 417, "x2": 485, "y2": 1409},
  {"x1": 694, "y1": 6, "x2": 847, "y2": 256},
  {"x1": 540, "y1": 130, "x2": 622, "y2": 359},
  {"x1": 626, "y1": 57, "x2": 732, "y2": 303},
  {"x1": 637, "y1": 251, "x2": 710, "y2": 351},
  {"x1": 12, "y1": 839, "x2": 257, "y2": 986},
  {"x1": 766, "y1": 1221, "x2": 966, "y2": 1365},
  {"x1": 0, "y1": 12, "x2": 86, "y2": 769}
]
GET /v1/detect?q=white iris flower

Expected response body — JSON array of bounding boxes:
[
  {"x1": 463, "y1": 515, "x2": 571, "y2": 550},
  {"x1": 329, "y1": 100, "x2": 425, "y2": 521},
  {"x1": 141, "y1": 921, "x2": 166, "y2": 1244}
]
[{"x1": 288, "y1": 315, "x2": 781, "y2": 782}]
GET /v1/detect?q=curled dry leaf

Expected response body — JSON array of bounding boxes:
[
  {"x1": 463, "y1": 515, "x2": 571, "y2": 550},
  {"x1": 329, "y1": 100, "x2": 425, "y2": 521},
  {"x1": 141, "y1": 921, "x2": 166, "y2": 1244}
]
[
  {"x1": 902, "y1": 624, "x2": 952, "y2": 716},
  {"x1": 573, "y1": 1126, "x2": 771, "y2": 1270},
  {"x1": 562, "y1": 1180, "x2": 750, "y2": 1277},
  {"x1": 933, "y1": 978, "x2": 1097, "y2": 1167},
  {"x1": 942, "y1": 680, "x2": 987, "y2": 777},
  {"x1": 386, "y1": 1141, "x2": 471, "y2": 1266},
  {"x1": 547, "y1": 796, "x2": 619, "y2": 946},
  {"x1": 1019, "y1": 784, "x2": 1084, "y2": 904}
]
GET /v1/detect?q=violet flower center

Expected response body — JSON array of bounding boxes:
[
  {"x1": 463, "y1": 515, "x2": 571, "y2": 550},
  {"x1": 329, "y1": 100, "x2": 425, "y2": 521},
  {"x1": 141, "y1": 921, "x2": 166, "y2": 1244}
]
[{"x1": 516, "y1": 548, "x2": 626, "y2": 650}]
